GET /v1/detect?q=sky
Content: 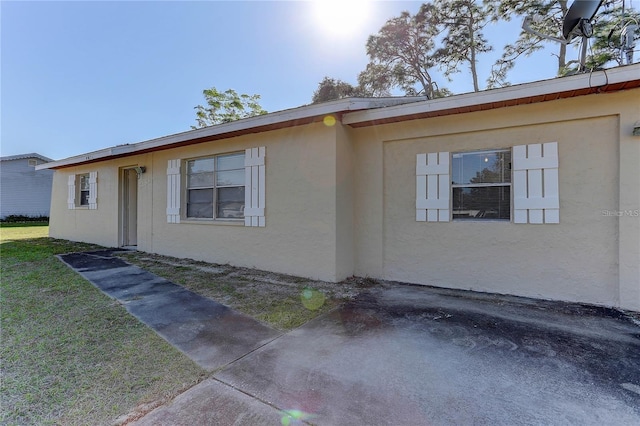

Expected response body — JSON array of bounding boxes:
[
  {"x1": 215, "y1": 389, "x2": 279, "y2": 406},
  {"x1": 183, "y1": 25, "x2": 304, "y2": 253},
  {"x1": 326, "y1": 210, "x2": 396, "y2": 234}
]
[{"x1": 2, "y1": 0, "x2": 590, "y2": 161}]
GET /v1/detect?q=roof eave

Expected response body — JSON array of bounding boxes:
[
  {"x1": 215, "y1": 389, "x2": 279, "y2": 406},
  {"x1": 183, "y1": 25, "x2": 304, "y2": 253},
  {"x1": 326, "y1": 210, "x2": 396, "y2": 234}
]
[
  {"x1": 2, "y1": 153, "x2": 54, "y2": 163},
  {"x1": 36, "y1": 64, "x2": 640, "y2": 171},
  {"x1": 36, "y1": 97, "x2": 425, "y2": 170},
  {"x1": 343, "y1": 64, "x2": 640, "y2": 127}
]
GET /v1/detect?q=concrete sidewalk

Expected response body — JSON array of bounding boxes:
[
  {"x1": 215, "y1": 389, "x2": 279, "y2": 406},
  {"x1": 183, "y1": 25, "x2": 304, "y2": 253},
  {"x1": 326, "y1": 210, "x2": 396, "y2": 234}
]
[
  {"x1": 59, "y1": 250, "x2": 640, "y2": 425},
  {"x1": 136, "y1": 286, "x2": 640, "y2": 425},
  {"x1": 59, "y1": 250, "x2": 281, "y2": 371}
]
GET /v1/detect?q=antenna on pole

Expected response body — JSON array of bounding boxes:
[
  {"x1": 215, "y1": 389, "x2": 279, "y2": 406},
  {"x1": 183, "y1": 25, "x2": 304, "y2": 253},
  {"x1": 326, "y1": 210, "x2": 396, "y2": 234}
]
[
  {"x1": 522, "y1": 0, "x2": 603, "y2": 73},
  {"x1": 620, "y1": 23, "x2": 638, "y2": 64},
  {"x1": 608, "y1": 0, "x2": 639, "y2": 65}
]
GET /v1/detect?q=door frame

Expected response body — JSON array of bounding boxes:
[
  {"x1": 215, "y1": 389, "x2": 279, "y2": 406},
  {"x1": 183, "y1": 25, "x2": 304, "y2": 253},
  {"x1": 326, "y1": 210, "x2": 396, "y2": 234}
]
[{"x1": 119, "y1": 167, "x2": 139, "y2": 247}]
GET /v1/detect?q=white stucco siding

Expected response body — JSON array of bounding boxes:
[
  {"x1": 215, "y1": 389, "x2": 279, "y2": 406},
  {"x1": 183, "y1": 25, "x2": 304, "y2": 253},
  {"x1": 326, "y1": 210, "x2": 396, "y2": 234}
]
[
  {"x1": 380, "y1": 116, "x2": 618, "y2": 306},
  {"x1": 617, "y1": 93, "x2": 640, "y2": 312},
  {"x1": 352, "y1": 90, "x2": 637, "y2": 309},
  {"x1": 148, "y1": 122, "x2": 343, "y2": 282},
  {"x1": 43, "y1": 83, "x2": 639, "y2": 310},
  {"x1": 48, "y1": 155, "x2": 151, "y2": 248},
  {"x1": 0, "y1": 158, "x2": 53, "y2": 218},
  {"x1": 335, "y1": 123, "x2": 355, "y2": 281}
]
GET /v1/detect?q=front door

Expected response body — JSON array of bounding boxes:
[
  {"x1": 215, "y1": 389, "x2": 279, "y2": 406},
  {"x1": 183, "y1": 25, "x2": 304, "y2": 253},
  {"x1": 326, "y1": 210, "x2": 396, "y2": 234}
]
[{"x1": 121, "y1": 168, "x2": 138, "y2": 247}]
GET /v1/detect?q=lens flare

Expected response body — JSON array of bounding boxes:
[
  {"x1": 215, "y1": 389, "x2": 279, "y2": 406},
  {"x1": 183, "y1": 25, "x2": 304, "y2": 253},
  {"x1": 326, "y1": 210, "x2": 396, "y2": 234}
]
[
  {"x1": 323, "y1": 115, "x2": 336, "y2": 126},
  {"x1": 301, "y1": 287, "x2": 326, "y2": 310},
  {"x1": 281, "y1": 409, "x2": 313, "y2": 425}
]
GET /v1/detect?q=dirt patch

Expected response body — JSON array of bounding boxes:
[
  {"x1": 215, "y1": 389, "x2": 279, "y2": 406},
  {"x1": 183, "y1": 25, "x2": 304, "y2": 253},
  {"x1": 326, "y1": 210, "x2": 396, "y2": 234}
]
[{"x1": 117, "y1": 252, "x2": 384, "y2": 331}]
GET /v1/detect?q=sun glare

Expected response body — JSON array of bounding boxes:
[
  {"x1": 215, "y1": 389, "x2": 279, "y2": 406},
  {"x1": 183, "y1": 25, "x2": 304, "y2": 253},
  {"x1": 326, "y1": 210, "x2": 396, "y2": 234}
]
[{"x1": 312, "y1": 0, "x2": 371, "y2": 37}]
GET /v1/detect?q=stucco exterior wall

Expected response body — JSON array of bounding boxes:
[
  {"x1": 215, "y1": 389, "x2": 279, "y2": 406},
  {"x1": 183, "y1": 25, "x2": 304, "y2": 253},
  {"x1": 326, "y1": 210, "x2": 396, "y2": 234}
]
[
  {"x1": 49, "y1": 122, "x2": 345, "y2": 282},
  {"x1": 617, "y1": 92, "x2": 640, "y2": 312},
  {"x1": 46, "y1": 87, "x2": 638, "y2": 311},
  {"x1": 351, "y1": 90, "x2": 639, "y2": 310},
  {"x1": 335, "y1": 123, "x2": 355, "y2": 281},
  {"x1": 146, "y1": 122, "x2": 344, "y2": 282},
  {"x1": 49, "y1": 154, "x2": 151, "y2": 248}
]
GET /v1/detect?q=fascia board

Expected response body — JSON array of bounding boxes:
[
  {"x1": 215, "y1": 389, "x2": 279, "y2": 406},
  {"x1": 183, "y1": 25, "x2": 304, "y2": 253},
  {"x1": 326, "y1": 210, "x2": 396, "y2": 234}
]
[
  {"x1": 37, "y1": 98, "x2": 416, "y2": 170},
  {"x1": 343, "y1": 64, "x2": 640, "y2": 125}
]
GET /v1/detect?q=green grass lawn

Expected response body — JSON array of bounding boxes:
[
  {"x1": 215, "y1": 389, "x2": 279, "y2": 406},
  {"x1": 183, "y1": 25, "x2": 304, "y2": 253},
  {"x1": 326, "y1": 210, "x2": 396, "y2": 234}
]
[
  {"x1": 1, "y1": 224, "x2": 376, "y2": 424},
  {"x1": 0, "y1": 226, "x2": 206, "y2": 425}
]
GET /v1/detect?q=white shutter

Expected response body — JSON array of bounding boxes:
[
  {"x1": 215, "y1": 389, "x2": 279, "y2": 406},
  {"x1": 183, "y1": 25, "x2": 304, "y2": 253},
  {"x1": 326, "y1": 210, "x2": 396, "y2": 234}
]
[
  {"x1": 513, "y1": 142, "x2": 559, "y2": 224},
  {"x1": 88, "y1": 171, "x2": 98, "y2": 210},
  {"x1": 167, "y1": 159, "x2": 181, "y2": 223},
  {"x1": 244, "y1": 147, "x2": 266, "y2": 227},
  {"x1": 67, "y1": 175, "x2": 76, "y2": 210},
  {"x1": 416, "y1": 152, "x2": 450, "y2": 222}
]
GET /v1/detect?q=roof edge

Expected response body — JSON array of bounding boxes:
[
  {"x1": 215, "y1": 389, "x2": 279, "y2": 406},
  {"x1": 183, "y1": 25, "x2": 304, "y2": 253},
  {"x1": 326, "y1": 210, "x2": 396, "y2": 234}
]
[
  {"x1": 1, "y1": 153, "x2": 54, "y2": 163},
  {"x1": 36, "y1": 97, "x2": 426, "y2": 170},
  {"x1": 343, "y1": 64, "x2": 640, "y2": 127},
  {"x1": 36, "y1": 64, "x2": 640, "y2": 171}
]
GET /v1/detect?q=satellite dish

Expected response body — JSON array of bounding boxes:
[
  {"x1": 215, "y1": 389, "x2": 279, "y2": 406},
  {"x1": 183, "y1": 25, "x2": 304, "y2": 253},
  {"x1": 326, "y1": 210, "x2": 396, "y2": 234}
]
[
  {"x1": 522, "y1": 0, "x2": 604, "y2": 73},
  {"x1": 562, "y1": 0, "x2": 603, "y2": 40}
]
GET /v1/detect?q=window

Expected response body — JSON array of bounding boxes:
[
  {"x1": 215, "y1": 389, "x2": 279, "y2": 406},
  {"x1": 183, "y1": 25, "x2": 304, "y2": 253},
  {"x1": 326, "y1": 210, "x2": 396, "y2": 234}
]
[
  {"x1": 167, "y1": 147, "x2": 265, "y2": 226},
  {"x1": 417, "y1": 143, "x2": 558, "y2": 224},
  {"x1": 186, "y1": 152, "x2": 245, "y2": 220},
  {"x1": 78, "y1": 174, "x2": 90, "y2": 207},
  {"x1": 451, "y1": 149, "x2": 511, "y2": 220},
  {"x1": 28, "y1": 159, "x2": 38, "y2": 167},
  {"x1": 68, "y1": 172, "x2": 97, "y2": 210}
]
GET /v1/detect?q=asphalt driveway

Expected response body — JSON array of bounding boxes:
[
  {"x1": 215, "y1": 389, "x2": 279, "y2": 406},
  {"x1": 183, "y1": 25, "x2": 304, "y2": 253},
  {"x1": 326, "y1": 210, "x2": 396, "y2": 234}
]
[{"x1": 135, "y1": 285, "x2": 640, "y2": 425}]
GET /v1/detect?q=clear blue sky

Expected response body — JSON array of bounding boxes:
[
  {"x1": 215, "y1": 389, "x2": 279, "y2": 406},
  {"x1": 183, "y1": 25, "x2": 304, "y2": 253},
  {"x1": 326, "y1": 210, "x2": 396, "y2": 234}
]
[{"x1": 2, "y1": 1, "x2": 578, "y2": 160}]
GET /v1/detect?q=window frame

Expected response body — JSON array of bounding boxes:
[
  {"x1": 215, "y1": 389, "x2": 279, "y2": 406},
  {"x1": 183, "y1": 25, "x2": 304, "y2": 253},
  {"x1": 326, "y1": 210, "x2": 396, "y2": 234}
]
[
  {"x1": 451, "y1": 148, "x2": 512, "y2": 222},
  {"x1": 184, "y1": 151, "x2": 246, "y2": 222},
  {"x1": 76, "y1": 173, "x2": 91, "y2": 208}
]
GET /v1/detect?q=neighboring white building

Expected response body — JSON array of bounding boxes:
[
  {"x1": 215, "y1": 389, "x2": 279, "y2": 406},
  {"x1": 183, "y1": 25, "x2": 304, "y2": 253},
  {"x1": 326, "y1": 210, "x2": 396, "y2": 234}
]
[{"x1": 1, "y1": 153, "x2": 54, "y2": 219}]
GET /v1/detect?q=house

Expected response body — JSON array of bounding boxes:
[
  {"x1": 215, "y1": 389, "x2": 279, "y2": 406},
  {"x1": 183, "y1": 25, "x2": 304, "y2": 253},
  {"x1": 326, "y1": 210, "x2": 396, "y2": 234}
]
[
  {"x1": 1, "y1": 153, "x2": 54, "y2": 219},
  {"x1": 38, "y1": 64, "x2": 640, "y2": 312}
]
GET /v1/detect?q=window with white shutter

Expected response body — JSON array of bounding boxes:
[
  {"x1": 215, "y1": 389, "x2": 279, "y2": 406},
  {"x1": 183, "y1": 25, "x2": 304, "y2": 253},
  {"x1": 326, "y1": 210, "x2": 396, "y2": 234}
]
[
  {"x1": 68, "y1": 175, "x2": 76, "y2": 210},
  {"x1": 244, "y1": 147, "x2": 266, "y2": 227},
  {"x1": 416, "y1": 152, "x2": 450, "y2": 222},
  {"x1": 169, "y1": 147, "x2": 266, "y2": 226},
  {"x1": 513, "y1": 142, "x2": 559, "y2": 224},
  {"x1": 68, "y1": 172, "x2": 98, "y2": 209},
  {"x1": 167, "y1": 159, "x2": 181, "y2": 223},
  {"x1": 417, "y1": 144, "x2": 559, "y2": 225},
  {"x1": 88, "y1": 172, "x2": 98, "y2": 210}
]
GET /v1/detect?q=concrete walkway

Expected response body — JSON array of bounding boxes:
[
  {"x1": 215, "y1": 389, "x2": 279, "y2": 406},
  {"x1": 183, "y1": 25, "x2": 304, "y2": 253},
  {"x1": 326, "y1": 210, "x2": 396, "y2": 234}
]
[
  {"x1": 60, "y1": 251, "x2": 640, "y2": 425},
  {"x1": 58, "y1": 250, "x2": 281, "y2": 371},
  {"x1": 138, "y1": 287, "x2": 640, "y2": 425}
]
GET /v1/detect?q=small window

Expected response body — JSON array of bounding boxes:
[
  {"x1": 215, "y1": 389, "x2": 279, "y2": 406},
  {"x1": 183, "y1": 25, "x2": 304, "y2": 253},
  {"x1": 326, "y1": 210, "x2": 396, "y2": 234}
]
[
  {"x1": 77, "y1": 173, "x2": 90, "y2": 206},
  {"x1": 186, "y1": 152, "x2": 245, "y2": 220},
  {"x1": 28, "y1": 159, "x2": 38, "y2": 167},
  {"x1": 452, "y1": 149, "x2": 511, "y2": 220}
]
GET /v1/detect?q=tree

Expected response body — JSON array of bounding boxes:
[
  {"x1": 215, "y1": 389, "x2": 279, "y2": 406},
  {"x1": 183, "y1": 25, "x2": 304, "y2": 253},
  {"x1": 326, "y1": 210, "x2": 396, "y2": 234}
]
[
  {"x1": 563, "y1": 2, "x2": 640, "y2": 73},
  {"x1": 486, "y1": 0, "x2": 632, "y2": 87},
  {"x1": 192, "y1": 87, "x2": 267, "y2": 129},
  {"x1": 434, "y1": 0, "x2": 493, "y2": 92},
  {"x1": 356, "y1": 63, "x2": 394, "y2": 97},
  {"x1": 487, "y1": 0, "x2": 571, "y2": 88},
  {"x1": 311, "y1": 77, "x2": 361, "y2": 103},
  {"x1": 361, "y1": 5, "x2": 444, "y2": 98},
  {"x1": 358, "y1": 1, "x2": 491, "y2": 97}
]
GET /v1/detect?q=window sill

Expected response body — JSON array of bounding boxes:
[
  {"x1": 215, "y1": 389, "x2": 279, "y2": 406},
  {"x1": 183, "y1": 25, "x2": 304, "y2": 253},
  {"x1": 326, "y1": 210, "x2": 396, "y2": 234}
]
[
  {"x1": 452, "y1": 219, "x2": 510, "y2": 223},
  {"x1": 180, "y1": 219, "x2": 244, "y2": 226}
]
